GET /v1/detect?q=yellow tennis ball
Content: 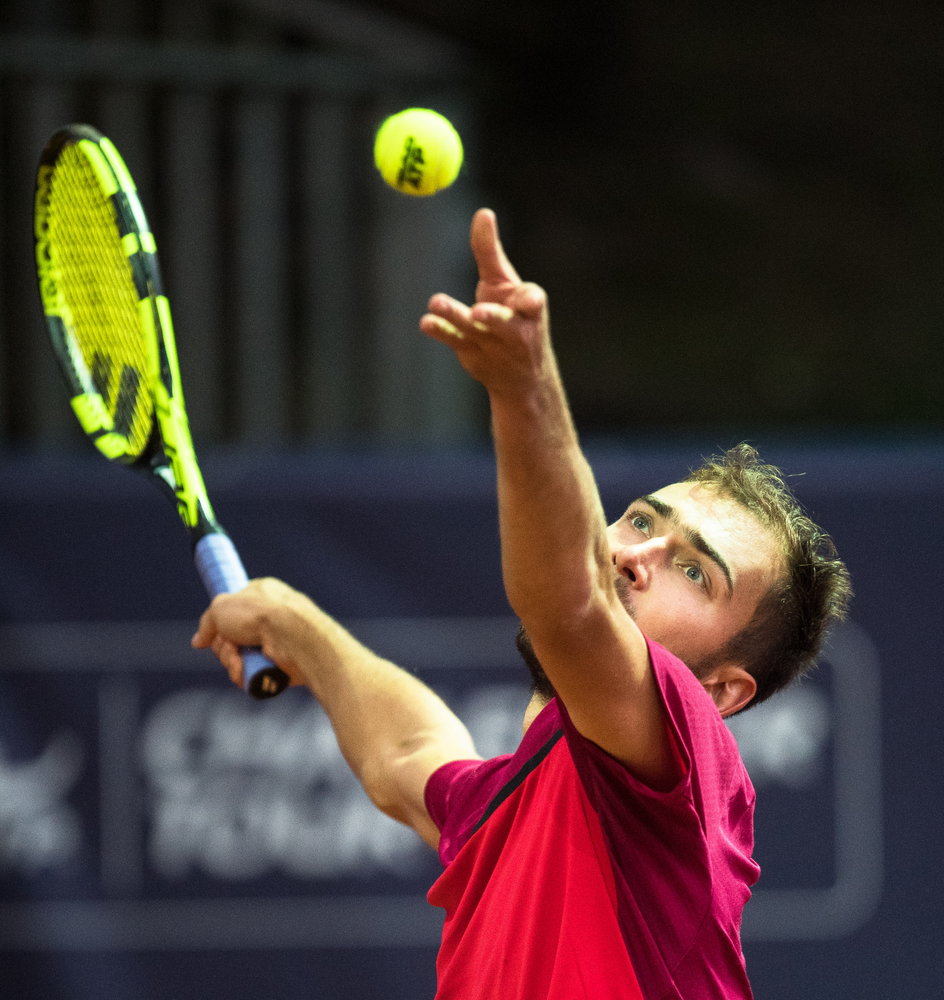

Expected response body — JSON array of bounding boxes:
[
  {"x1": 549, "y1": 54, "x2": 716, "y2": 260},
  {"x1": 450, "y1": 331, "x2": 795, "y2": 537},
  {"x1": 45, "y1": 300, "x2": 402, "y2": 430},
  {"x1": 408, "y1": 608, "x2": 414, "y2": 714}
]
[{"x1": 374, "y1": 108, "x2": 464, "y2": 196}]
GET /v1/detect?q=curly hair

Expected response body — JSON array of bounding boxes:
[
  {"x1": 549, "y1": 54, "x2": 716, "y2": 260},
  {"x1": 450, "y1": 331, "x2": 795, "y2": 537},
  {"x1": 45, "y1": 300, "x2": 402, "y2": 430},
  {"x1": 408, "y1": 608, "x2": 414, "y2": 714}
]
[{"x1": 685, "y1": 443, "x2": 853, "y2": 709}]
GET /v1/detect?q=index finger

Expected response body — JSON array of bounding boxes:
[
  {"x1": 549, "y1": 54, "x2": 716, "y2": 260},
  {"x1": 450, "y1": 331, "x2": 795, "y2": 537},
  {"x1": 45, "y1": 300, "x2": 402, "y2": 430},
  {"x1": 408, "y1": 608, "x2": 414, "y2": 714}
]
[
  {"x1": 191, "y1": 606, "x2": 217, "y2": 649},
  {"x1": 471, "y1": 208, "x2": 521, "y2": 288}
]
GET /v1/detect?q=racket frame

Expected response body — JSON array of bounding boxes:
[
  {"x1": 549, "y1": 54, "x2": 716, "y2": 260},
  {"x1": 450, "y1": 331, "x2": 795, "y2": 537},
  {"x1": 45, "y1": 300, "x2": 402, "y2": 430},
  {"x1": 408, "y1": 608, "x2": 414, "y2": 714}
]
[{"x1": 35, "y1": 123, "x2": 287, "y2": 699}]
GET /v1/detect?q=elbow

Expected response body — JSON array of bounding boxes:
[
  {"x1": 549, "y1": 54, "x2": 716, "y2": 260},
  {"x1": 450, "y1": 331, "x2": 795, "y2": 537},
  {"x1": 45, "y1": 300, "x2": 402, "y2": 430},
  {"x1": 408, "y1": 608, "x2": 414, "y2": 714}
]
[
  {"x1": 357, "y1": 753, "x2": 408, "y2": 823},
  {"x1": 357, "y1": 727, "x2": 478, "y2": 841}
]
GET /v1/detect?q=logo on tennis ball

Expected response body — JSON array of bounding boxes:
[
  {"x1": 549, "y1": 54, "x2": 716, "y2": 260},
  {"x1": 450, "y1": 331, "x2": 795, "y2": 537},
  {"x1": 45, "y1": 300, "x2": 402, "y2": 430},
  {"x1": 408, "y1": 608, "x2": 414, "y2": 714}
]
[{"x1": 374, "y1": 108, "x2": 464, "y2": 197}]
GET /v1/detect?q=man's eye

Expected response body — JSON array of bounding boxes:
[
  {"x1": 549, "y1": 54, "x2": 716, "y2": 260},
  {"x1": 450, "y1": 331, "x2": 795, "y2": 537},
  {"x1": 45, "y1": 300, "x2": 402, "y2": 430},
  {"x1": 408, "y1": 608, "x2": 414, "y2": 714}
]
[
  {"x1": 629, "y1": 512, "x2": 651, "y2": 534},
  {"x1": 684, "y1": 564, "x2": 706, "y2": 586}
]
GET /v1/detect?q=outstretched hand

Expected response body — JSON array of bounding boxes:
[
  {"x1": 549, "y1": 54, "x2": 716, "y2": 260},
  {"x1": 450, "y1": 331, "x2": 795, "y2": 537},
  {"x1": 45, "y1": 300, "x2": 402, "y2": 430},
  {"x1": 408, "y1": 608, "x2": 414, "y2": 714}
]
[{"x1": 420, "y1": 208, "x2": 553, "y2": 397}]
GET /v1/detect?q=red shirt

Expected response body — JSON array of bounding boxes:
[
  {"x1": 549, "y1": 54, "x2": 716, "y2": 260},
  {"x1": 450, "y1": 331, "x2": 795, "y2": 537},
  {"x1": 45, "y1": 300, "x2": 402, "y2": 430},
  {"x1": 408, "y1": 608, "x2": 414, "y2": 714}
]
[{"x1": 425, "y1": 639, "x2": 758, "y2": 999}]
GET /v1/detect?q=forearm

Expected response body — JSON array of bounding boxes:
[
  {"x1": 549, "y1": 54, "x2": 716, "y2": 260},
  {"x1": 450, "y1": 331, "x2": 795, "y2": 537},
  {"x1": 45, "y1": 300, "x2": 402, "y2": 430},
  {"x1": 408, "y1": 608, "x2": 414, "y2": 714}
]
[
  {"x1": 194, "y1": 580, "x2": 477, "y2": 842},
  {"x1": 419, "y1": 210, "x2": 615, "y2": 633},
  {"x1": 287, "y1": 604, "x2": 475, "y2": 817},
  {"x1": 489, "y1": 361, "x2": 613, "y2": 632},
  {"x1": 420, "y1": 208, "x2": 670, "y2": 784}
]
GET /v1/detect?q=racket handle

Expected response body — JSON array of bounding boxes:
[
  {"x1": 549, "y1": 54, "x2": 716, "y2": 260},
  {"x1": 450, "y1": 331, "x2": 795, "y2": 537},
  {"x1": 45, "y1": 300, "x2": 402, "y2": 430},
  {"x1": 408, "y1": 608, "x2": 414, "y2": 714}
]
[{"x1": 193, "y1": 532, "x2": 290, "y2": 699}]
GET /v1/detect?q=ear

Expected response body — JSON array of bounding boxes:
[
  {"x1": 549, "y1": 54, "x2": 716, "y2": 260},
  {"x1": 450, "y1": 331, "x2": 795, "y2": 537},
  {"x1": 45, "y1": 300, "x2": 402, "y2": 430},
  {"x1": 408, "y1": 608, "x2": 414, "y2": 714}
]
[{"x1": 701, "y1": 664, "x2": 757, "y2": 718}]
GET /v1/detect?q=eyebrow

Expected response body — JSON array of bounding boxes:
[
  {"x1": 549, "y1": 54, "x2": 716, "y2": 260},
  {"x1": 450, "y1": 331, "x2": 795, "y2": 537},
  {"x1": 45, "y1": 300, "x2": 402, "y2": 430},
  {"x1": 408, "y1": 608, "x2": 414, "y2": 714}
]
[{"x1": 637, "y1": 494, "x2": 734, "y2": 597}]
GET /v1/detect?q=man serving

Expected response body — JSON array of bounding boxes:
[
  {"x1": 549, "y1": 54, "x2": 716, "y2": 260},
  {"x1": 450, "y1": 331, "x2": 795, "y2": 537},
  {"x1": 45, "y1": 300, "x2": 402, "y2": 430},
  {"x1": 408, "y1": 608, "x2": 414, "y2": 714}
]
[{"x1": 194, "y1": 209, "x2": 851, "y2": 999}]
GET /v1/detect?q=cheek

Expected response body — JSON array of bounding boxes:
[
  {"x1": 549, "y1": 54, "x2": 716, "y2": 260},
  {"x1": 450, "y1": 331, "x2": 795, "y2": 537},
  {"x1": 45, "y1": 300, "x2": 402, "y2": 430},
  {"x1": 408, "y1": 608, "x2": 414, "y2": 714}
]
[
  {"x1": 632, "y1": 587, "x2": 684, "y2": 635},
  {"x1": 633, "y1": 585, "x2": 722, "y2": 658}
]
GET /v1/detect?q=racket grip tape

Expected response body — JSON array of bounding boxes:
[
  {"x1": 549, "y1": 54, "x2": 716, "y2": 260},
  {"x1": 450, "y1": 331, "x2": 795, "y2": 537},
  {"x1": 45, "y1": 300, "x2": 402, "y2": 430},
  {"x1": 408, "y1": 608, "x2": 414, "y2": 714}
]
[{"x1": 193, "y1": 532, "x2": 289, "y2": 699}]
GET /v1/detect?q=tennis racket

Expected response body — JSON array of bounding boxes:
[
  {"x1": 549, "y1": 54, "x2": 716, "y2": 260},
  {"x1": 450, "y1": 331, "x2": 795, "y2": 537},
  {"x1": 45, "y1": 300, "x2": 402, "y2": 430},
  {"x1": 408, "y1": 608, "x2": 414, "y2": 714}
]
[{"x1": 33, "y1": 123, "x2": 288, "y2": 699}]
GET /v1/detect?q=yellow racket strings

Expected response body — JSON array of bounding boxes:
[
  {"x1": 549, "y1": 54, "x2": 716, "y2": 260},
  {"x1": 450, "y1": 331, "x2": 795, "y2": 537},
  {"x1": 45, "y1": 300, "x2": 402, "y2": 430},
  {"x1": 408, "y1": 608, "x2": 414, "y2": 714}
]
[{"x1": 48, "y1": 142, "x2": 154, "y2": 458}]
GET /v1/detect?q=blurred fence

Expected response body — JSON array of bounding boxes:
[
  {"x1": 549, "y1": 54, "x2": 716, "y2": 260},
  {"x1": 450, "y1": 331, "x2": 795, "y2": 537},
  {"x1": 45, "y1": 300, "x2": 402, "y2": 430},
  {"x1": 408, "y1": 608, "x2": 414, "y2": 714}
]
[{"x1": 0, "y1": 0, "x2": 483, "y2": 449}]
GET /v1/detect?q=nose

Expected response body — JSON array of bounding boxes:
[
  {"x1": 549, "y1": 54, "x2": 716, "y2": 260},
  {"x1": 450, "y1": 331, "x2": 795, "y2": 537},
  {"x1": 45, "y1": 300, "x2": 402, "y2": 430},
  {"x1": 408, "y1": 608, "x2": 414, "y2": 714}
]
[{"x1": 611, "y1": 537, "x2": 667, "y2": 590}]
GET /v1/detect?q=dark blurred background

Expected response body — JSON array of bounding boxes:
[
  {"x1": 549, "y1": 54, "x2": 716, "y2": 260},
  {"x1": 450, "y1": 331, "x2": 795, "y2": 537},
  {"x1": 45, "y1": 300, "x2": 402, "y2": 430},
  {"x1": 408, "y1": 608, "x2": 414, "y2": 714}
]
[
  {"x1": 388, "y1": 0, "x2": 944, "y2": 439},
  {"x1": 1, "y1": 0, "x2": 941, "y2": 449},
  {"x1": 1, "y1": 4, "x2": 942, "y2": 1000}
]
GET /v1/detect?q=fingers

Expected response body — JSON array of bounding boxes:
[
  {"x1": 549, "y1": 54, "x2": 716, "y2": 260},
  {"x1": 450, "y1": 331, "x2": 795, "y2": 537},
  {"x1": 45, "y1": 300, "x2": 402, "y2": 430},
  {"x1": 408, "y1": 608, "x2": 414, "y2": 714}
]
[
  {"x1": 473, "y1": 282, "x2": 546, "y2": 325},
  {"x1": 208, "y1": 633, "x2": 245, "y2": 686},
  {"x1": 419, "y1": 293, "x2": 476, "y2": 343},
  {"x1": 420, "y1": 208, "x2": 551, "y2": 388},
  {"x1": 216, "y1": 641, "x2": 245, "y2": 687},
  {"x1": 191, "y1": 579, "x2": 305, "y2": 693},
  {"x1": 470, "y1": 207, "x2": 520, "y2": 288},
  {"x1": 419, "y1": 314, "x2": 464, "y2": 344},
  {"x1": 191, "y1": 606, "x2": 217, "y2": 649},
  {"x1": 191, "y1": 594, "x2": 249, "y2": 688},
  {"x1": 191, "y1": 594, "x2": 243, "y2": 650},
  {"x1": 421, "y1": 282, "x2": 546, "y2": 345}
]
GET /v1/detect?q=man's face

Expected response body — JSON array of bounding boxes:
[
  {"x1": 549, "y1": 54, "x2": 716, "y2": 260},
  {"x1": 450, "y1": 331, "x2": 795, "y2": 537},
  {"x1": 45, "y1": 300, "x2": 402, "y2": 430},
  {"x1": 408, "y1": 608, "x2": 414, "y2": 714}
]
[
  {"x1": 605, "y1": 481, "x2": 784, "y2": 675},
  {"x1": 517, "y1": 479, "x2": 785, "y2": 700}
]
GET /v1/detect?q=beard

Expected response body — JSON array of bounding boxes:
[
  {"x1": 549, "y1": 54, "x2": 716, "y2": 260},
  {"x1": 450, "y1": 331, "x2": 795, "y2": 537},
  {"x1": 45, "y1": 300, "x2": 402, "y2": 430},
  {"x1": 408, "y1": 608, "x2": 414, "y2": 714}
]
[
  {"x1": 514, "y1": 623, "x2": 557, "y2": 702},
  {"x1": 514, "y1": 579, "x2": 642, "y2": 704},
  {"x1": 613, "y1": 574, "x2": 635, "y2": 618}
]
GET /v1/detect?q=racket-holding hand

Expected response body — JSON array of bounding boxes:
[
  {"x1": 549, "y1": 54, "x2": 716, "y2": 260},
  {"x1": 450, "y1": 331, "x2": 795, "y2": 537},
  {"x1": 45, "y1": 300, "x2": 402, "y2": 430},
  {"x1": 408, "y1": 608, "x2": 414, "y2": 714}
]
[
  {"x1": 192, "y1": 578, "x2": 310, "y2": 689},
  {"x1": 420, "y1": 208, "x2": 556, "y2": 402}
]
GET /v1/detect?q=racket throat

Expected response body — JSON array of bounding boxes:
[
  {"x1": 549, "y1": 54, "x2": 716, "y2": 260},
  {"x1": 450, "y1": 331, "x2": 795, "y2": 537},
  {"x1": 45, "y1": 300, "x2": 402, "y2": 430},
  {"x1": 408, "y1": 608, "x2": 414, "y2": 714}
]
[{"x1": 146, "y1": 456, "x2": 218, "y2": 541}]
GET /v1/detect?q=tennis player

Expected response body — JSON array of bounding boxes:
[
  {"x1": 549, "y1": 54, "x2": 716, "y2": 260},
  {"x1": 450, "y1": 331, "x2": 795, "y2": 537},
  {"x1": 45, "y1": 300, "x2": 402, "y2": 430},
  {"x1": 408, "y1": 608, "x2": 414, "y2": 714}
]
[{"x1": 194, "y1": 208, "x2": 852, "y2": 999}]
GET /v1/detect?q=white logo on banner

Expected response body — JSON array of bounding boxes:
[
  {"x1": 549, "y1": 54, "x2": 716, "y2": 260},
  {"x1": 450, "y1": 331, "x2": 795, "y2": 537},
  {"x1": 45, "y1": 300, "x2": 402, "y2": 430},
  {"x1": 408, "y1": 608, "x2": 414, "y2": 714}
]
[
  {"x1": 727, "y1": 684, "x2": 832, "y2": 788},
  {"x1": 138, "y1": 682, "x2": 531, "y2": 883},
  {"x1": 0, "y1": 617, "x2": 882, "y2": 948},
  {"x1": 139, "y1": 688, "x2": 423, "y2": 881},
  {"x1": 0, "y1": 732, "x2": 84, "y2": 873}
]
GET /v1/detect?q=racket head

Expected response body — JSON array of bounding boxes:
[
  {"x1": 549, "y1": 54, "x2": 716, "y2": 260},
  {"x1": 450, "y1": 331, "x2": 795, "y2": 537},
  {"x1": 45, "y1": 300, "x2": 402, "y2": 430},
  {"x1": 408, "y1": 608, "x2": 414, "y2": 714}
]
[{"x1": 35, "y1": 123, "x2": 160, "y2": 464}]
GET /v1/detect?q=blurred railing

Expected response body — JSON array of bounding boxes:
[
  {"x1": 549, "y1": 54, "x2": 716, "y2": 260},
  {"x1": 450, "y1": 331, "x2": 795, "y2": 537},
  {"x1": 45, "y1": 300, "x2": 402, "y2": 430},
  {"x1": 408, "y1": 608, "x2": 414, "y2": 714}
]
[{"x1": 0, "y1": 0, "x2": 483, "y2": 449}]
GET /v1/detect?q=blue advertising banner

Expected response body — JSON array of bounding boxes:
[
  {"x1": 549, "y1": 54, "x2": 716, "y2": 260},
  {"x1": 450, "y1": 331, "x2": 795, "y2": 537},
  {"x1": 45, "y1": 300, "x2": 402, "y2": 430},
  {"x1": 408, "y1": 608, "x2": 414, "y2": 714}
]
[{"x1": 0, "y1": 442, "x2": 941, "y2": 998}]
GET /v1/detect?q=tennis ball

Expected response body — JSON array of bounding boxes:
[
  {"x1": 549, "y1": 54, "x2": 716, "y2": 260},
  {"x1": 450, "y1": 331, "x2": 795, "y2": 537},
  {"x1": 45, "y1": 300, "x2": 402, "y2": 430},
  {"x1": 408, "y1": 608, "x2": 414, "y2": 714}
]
[{"x1": 374, "y1": 108, "x2": 464, "y2": 197}]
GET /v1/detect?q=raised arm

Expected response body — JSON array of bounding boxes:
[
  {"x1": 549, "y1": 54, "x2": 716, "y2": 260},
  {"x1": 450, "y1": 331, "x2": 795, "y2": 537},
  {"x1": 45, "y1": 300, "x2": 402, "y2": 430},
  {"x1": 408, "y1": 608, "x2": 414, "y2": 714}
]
[
  {"x1": 420, "y1": 209, "x2": 677, "y2": 788},
  {"x1": 192, "y1": 578, "x2": 480, "y2": 847}
]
